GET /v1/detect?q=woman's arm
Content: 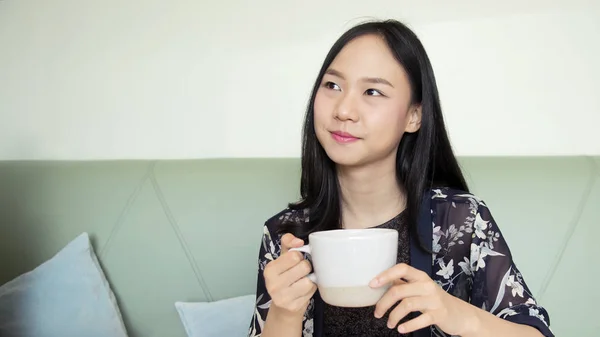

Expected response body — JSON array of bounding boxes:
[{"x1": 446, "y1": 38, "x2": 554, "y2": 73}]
[
  {"x1": 248, "y1": 224, "x2": 281, "y2": 337},
  {"x1": 370, "y1": 193, "x2": 553, "y2": 336},
  {"x1": 463, "y1": 306, "x2": 544, "y2": 337},
  {"x1": 249, "y1": 223, "x2": 315, "y2": 337},
  {"x1": 369, "y1": 261, "x2": 548, "y2": 336},
  {"x1": 466, "y1": 198, "x2": 553, "y2": 337}
]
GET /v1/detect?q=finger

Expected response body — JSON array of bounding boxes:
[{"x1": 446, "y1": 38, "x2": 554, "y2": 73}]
[
  {"x1": 392, "y1": 278, "x2": 408, "y2": 286},
  {"x1": 281, "y1": 233, "x2": 304, "y2": 253},
  {"x1": 387, "y1": 296, "x2": 433, "y2": 329},
  {"x1": 279, "y1": 276, "x2": 317, "y2": 308},
  {"x1": 374, "y1": 282, "x2": 429, "y2": 318},
  {"x1": 369, "y1": 263, "x2": 429, "y2": 288},
  {"x1": 264, "y1": 249, "x2": 304, "y2": 278},
  {"x1": 397, "y1": 312, "x2": 434, "y2": 334},
  {"x1": 281, "y1": 260, "x2": 313, "y2": 287},
  {"x1": 288, "y1": 286, "x2": 318, "y2": 312},
  {"x1": 289, "y1": 275, "x2": 318, "y2": 299}
]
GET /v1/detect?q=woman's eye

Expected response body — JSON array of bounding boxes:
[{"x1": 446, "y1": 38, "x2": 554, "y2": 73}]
[
  {"x1": 365, "y1": 89, "x2": 384, "y2": 96},
  {"x1": 324, "y1": 81, "x2": 341, "y2": 91}
]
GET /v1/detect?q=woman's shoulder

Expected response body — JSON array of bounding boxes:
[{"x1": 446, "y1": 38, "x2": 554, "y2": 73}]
[
  {"x1": 427, "y1": 187, "x2": 491, "y2": 229},
  {"x1": 262, "y1": 206, "x2": 308, "y2": 241},
  {"x1": 256, "y1": 207, "x2": 309, "y2": 261},
  {"x1": 264, "y1": 207, "x2": 309, "y2": 232},
  {"x1": 429, "y1": 187, "x2": 488, "y2": 209}
]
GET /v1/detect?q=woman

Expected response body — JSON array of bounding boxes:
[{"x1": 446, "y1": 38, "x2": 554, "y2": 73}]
[{"x1": 248, "y1": 19, "x2": 553, "y2": 337}]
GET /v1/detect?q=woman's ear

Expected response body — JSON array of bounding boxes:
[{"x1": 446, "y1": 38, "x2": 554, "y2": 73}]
[{"x1": 405, "y1": 105, "x2": 422, "y2": 133}]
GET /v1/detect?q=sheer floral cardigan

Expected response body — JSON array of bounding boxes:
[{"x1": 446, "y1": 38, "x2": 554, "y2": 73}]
[{"x1": 248, "y1": 188, "x2": 554, "y2": 337}]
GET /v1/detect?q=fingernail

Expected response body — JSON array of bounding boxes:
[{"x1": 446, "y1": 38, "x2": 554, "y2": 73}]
[
  {"x1": 374, "y1": 311, "x2": 381, "y2": 319},
  {"x1": 292, "y1": 238, "x2": 303, "y2": 245},
  {"x1": 398, "y1": 325, "x2": 406, "y2": 333},
  {"x1": 369, "y1": 278, "x2": 380, "y2": 287}
]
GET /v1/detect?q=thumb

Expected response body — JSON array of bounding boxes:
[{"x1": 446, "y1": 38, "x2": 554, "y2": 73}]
[{"x1": 281, "y1": 233, "x2": 304, "y2": 254}]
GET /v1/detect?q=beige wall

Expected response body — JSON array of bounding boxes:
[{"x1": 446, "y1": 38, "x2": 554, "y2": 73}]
[{"x1": 1, "y1": 1, "x2": 599, "y2": 160}]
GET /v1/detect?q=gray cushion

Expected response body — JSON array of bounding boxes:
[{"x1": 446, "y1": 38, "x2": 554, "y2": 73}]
[{"x1": 0, "y1": 233, "x2": 128, "y2": 337}]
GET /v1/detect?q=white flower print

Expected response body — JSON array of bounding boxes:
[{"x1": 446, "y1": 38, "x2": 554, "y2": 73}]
[
  {"x1": 506, "y1": 275, "x2": 525, "y2": 298},
  {"x1": 303, "y1": 318, "x2": 314, "y2": 336},
  {"x1": 497, "y1": 306, "x2": 518, "y2": 318},
  {"x1": 529, "y1": 308, "x2": 548, "y2": 325},
  {"x1": 474, "y1": 212, "x2": 489, "y2": 239},
  {"x1": 259, "y1": 226, "x2": 279, "y2": 271},
  {"x1": 263, "y1": 226, "x2": 277, "y2": 259},
  {"x1": 470, "y1": 242, "x2": 505, "y2": 271},
  {"x1": 456, "y1": 193, "x2": 487, "y2": 207},
  {"x1": 436, "y1": 222, "x2": 470, "y2": 253},
  {"x1": 436, "y1": 259, "x2": 454, "y2": 279},
  {"x1": 458, "y1": 257, "x2": 471, "y2": 276},
  {"x1": 249, "y1": 301, "x2": 266, "y2": 336},
  {"x1": 447, "y1": 224, "x2": 461, "y2": 245},
  {"x1": 433, "y1": 225, "x2": 442, "y2": 255},
  {"x1": 264, "y1": 252, "x2": 273, "y2": 262},
  {"x1": 469, "y1": 243, "x2": 483, "y2": 270},
  {"x1": 433, "y1": 224, "x2": 441, "y2": 238},
  {"x1": 432, "y1": 188, "x2": 448, "y2": 199},
  {"x1": 486, "y1": 231, "x2": 500, "y2": 249}
]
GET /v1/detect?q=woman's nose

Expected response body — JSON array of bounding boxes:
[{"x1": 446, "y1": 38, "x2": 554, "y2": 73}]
[{"x1": 334, "y1": 93, "x2": 359, "y2": 122}]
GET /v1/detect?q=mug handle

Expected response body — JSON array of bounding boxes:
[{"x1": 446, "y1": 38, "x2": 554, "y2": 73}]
[{"x1": 289, "y1": 245, "x2": 317, "y2": 283}]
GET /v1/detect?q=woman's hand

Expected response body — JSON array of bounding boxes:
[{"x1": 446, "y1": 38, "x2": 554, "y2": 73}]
[
  {"x1": 263, "y1": 233, "x2": 318, "y2": 318},
  {"x1": 369, "y1": 263, "x2": 477, "y2": 335}
]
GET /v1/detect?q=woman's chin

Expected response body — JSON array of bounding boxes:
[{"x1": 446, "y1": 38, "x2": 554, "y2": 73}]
[{"x1": 323, "y1": 148, "x2": 368, "y2": 168}]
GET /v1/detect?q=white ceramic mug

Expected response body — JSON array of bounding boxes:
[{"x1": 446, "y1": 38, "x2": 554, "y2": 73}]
[{"x1": 290, "y1": 228, "x2": 398, "y2": 307}]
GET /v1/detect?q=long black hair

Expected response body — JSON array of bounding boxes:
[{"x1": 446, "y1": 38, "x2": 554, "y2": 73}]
[{"x1": 279, "y1": 19, "x2": 468, "y2": 252}]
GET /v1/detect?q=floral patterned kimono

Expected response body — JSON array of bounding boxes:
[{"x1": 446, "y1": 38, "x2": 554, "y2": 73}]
[{"x1": 248, "y1": 188, "x2": 554, "y2": 337}]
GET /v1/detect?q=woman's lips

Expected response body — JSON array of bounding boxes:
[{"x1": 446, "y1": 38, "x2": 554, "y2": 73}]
[{"x1": 330, "y1": 131, "x2": 360, "y2": 143}]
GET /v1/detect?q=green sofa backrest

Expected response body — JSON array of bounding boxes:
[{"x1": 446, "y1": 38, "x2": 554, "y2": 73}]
[{"x1": 1, "y1": 157, "x2": 598, "y2": 336}]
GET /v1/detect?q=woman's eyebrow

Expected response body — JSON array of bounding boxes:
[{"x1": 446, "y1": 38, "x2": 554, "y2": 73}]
[{"x1": 325, "y1": 68, "x2": 394, "y2": 88}]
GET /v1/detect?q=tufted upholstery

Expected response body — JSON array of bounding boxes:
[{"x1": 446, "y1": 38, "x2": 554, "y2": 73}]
[{"x1": 0, "y1": 157, "x2": 598, "y2": 336}]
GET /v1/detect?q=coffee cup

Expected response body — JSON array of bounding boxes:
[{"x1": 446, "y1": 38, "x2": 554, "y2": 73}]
[{"x1": 290, "y1": 228, "x2": 398, "y2": 307}]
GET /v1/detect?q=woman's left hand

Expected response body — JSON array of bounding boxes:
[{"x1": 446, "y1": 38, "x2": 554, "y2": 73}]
[{"x1": 369, "y1": 263, "x2": 477, "y2": 335}]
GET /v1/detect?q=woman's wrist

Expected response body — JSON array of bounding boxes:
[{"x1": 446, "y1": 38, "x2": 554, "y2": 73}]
[
  {"x1": 460, "y1": 304, "x2": 485, "y2": 337},
  {"x1": 267, "y1": 304, "x2": 304, "y2": 324},
  {"x1": 460, "y1": 303, "x2": 543, "y2": 337},
  {"x1": 262, "y1": 304, "x2": 305, "y2": 337}
]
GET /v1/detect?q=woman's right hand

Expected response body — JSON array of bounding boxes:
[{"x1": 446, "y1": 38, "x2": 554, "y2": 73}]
[{"x1": 263, "y1": 233, "x2": 317, "y2": 317}]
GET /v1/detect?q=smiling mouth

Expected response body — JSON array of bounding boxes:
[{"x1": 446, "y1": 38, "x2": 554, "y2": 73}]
[{"x1": 330, "y1": 131, "x2": 360, "y2": 143}]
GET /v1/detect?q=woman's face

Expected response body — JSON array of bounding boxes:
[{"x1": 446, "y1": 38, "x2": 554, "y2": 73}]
[{"x1": 314, "y1": 34, "x2": 421, "y2": 169}]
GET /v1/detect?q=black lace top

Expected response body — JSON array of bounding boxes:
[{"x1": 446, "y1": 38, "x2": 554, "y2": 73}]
[{"x1": 322, "y1": 211, "x2": 412, "y2": 337}]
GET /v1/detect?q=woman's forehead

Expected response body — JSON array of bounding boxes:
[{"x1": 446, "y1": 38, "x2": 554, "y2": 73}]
[{"x1": 328, "y1": 35, "x2": 409, "y2": 86}]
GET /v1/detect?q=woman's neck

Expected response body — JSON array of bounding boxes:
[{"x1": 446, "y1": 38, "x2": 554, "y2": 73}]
[{"x1": 337, "y1": 161, "x2": 406, "y2": 229}]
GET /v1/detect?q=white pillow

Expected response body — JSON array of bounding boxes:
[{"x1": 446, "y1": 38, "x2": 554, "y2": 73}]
[
  {"x1": 0, "y1": 232, "x2": 128, "y2": 337},
  {"x1": 175, "y1": 294, "x2": 255, "y2": 337}
]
